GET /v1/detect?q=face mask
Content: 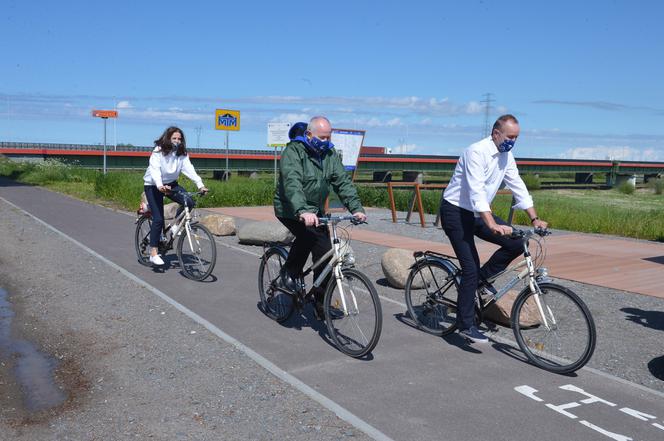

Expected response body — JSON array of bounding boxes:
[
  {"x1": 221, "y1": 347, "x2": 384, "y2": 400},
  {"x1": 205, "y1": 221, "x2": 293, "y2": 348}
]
[
  {"x1": 309, "y1": 136, "x2": 334, "y2": 152},
  {"x1": 497, "y1": 138, "x2": 515, "y2": 153},
  {"x1": 172, "y1": 140, "x2": 181, "y2": 148}
]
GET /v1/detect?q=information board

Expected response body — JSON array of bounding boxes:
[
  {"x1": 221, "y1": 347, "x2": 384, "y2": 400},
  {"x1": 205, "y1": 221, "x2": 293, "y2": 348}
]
[
  {"x1": 331, "y1": 128, "x2": 365, "y2": 171},
  {"x1": 268, "y1": 122, "x2": 291, "y2": 147}
]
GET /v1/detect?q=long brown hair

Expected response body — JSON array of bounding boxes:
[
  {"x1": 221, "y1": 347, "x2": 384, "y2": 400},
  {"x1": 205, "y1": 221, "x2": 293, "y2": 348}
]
[{"x1": 154, "y1": 126, "x2": 187, "y2": 156}]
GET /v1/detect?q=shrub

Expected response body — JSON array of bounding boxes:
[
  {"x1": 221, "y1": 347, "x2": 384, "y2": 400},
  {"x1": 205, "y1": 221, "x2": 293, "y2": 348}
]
[
  {"x1": 648, "y1": 178, "x2": 663, "y2": 195},
  {"x1": 521, "y1": 174, "x2": 541, "y2": 191},
  {"x1": 617, "y1": 181, "x2": 635, "y2": 195}
]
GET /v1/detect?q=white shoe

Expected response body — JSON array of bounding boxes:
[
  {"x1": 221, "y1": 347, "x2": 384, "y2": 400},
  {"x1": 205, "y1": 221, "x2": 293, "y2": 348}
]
[{"x1": 149, "y1": 254, "x2": 165, "y2": 266}]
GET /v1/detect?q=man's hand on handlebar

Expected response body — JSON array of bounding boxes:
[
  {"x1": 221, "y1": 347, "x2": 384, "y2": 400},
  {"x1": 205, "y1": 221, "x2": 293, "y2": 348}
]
[
  {"x1": 299, "y1": 212, "x2": 319, "y2": 227},
  {"x1": 489, "y1": 223, "x2": 513, "y2": 236},
  {"x1": 532, "y1": 218, "x2": 548, "y2": 230},
  {"x1": 352, "y1": 212, "x2": 367, "y2": 224},
  {"x1": 158, "y1": 185, "x2": 172, "y2": 194},
  {"x1": 199, "y1": 186, "x2": 209, "y2": 195}
]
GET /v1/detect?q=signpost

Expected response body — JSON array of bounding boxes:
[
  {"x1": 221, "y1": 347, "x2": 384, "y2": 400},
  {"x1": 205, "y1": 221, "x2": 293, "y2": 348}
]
[
  {"x1": 268, "y1": 122, "x2": 291, "y2": 185},
  {"x1": 331, "y1": 128, "x2": 365, "y2": 180},
  {"x1": 91, "y1": 110, "x2": 118, "y2": 174},
  {"x1": 215, "y1": 109, "x2": 241, "y2": 180}
]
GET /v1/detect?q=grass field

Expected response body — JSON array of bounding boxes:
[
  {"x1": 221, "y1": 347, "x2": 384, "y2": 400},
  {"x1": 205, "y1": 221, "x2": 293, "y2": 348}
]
[{"x1": 1, "y1": 157, "x2": 663, "y2": 241}]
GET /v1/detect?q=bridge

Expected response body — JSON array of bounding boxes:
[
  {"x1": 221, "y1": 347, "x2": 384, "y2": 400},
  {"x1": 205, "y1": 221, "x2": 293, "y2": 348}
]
[{"x1": 1, "y1": 142, "x2": 663, "y2": 182}]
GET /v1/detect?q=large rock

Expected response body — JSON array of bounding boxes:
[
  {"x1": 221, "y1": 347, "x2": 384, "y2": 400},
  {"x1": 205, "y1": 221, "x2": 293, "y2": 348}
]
[
  {"x1": 164, "y1": 203, "x2": 179, "y2": 220},
  {"x1": 238, "y1": 221, "x2": 294, "y2": 245},
  {"x1": 483, "y1": 290, "x2": 541, "y2": 328},
  {"x1": 381, "y1": 248, "x2": 418, "y2": 289},
  {"x1": 200, "y1": 214, "x2": 236, "y2": 236}
]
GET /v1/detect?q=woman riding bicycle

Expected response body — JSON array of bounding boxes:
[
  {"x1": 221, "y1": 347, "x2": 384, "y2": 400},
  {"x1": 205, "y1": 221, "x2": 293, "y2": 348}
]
[{"x1": 143, "y1": 126, "x2": 208, "y2": 266}]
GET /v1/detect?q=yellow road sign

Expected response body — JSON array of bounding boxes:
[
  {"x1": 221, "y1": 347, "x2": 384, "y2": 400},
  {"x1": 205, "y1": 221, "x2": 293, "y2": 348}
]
[{"x1": 215, "y1": 109, "x2": 241, "y2": 131}]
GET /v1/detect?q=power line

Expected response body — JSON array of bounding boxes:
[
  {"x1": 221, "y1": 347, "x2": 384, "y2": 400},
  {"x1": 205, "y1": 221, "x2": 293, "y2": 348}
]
[{"x1": 480, "y1": 93, "x2": 494, "y2": 137}]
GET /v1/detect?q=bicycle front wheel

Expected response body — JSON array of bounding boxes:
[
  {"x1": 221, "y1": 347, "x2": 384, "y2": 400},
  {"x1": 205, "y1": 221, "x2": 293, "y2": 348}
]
[
  {"x1": 404, "y1": 260, "x2": 459, "y2": 336},
  {"x1": 512, "y1": 283, "x2": 596, "y2": 374},
  {"x1": 258, "y1": 247, "x2": 294, "y2": 323},
  {"x1": 135, "y1": 215, "x2": 152, "y2": 266},
  {"x1": 176, "y1": 223, "x2": 217, "y2": 281},
  {"x1": 324, "y1": 268, "x2": 382, "y2": 358}
]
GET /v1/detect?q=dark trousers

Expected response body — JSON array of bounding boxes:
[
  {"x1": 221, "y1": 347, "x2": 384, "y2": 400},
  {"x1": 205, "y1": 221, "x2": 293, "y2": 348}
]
[
  {"x1": 144, "y1": 182, "x2": 194, "y2": 248},
  {"x1": 277, "y1": 217, "x2": 332, "y2": 288},
  {"x1": 441, "y1": 199, "x2": 523, "y2": 330}
]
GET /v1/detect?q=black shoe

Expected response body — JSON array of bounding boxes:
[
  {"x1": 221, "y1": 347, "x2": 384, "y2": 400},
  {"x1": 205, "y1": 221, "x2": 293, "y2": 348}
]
[
  {"x1": 459, "y1": 326, "x2": 489, "y2": 343},
  {"x1": 279, "y1": 267, "x2": 298, "y2": 292}
]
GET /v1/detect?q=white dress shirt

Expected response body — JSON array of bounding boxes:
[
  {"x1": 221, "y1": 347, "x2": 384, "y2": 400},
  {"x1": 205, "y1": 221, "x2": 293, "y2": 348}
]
[
  {"x1": 443, "y1": 136, "x2": 533, "y2": 215},
  {"x1": 143, "y1": 147, "x2": 204, "y2": 189}
]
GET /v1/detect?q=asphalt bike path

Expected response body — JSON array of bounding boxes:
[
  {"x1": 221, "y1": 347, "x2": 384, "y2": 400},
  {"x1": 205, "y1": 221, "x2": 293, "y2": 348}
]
[{"x1": 2, "y1": 182, "x2": 663, "y2": 441}]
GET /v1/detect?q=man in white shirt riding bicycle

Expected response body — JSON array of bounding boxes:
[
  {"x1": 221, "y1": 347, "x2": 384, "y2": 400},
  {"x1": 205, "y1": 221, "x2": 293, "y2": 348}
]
[{"x1": 441, "y1": 114, "x2": 548, "y2": 343}]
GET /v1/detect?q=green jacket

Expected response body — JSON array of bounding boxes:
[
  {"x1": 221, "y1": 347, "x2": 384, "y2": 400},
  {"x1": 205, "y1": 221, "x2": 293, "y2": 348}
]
[{"x1": 273, "y1": 140, "x2": 364, "y2": 220}]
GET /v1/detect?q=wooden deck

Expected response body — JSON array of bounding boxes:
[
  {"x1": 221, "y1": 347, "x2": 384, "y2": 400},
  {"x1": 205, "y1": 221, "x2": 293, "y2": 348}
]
[{"x1": 209, "y1": 206, "x2": 664, "y2": 299}]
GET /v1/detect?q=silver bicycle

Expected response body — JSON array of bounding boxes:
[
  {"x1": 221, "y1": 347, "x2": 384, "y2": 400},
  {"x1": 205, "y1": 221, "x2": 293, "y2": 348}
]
[
  {"x1": 258, "y1": 215, "x2": 382, "y2": 358},
  {"x1": 404, "y1": 228, "x2": 596, "y2": 374},
  {"x1": 134, "y1": 191, "x2": 216, "y2": 281}
]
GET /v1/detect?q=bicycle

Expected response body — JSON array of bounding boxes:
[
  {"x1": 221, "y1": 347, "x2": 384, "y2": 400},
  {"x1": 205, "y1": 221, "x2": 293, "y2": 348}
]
[
  {"x1": 258, "y1": 215, "x2": 382, "y2": 358},
  {"x1": 134, "y1": 190, "x2": 217, "y2": 281},
  {"x1": 404, "y1": 227, "x2": 596, "y2": 374}
]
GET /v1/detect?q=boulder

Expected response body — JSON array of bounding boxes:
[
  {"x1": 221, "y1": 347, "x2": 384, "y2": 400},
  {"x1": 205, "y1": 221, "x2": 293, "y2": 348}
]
[
  {"x1": 238, "y1": 221, "x2": 294, "y2": 245},
  {"x1": 381, "y1": 248, "x2": 418, "y2": 289},
  {"x1": 200, "y1": 214, "x2": 236, "y2": 236},
  {"x1": 483, "y1": 290, "x2": 541, "y2": 328},
  {"x1": 164, "y1": 202, "x2": 179, "y2": 220}
]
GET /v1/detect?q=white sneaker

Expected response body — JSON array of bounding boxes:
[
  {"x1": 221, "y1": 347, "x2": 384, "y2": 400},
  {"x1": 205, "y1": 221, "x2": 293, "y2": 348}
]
[{"x1": 149, "y1": 254, "x2": 165, "y2": 266}]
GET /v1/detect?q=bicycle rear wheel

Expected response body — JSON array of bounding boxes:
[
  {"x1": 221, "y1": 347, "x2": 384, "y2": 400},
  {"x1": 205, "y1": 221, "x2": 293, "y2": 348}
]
[
  {"x1": 134, "y1": 215, "x2": 152, "y2": 266},
  {"x1": 404, "y1": 260, "x2": 459, "y2": 336},
  {"x1": 324, "y1": 268, "x2": 382, "y2": 358},
  {"x1": 258, "y1": 247, "x2": 294, "y2": 323},
  {"x1": 512, "y1": 283, "x2": 596, "y2": 374},
  {"x1": 176, "y1": 223, "x2": 217, "y2": 281}
]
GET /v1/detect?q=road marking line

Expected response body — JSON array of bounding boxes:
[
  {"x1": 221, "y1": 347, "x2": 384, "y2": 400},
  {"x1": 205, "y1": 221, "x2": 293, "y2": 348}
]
[{"x1": 0, "y1": 196, "x2": 395, "y2": 441}]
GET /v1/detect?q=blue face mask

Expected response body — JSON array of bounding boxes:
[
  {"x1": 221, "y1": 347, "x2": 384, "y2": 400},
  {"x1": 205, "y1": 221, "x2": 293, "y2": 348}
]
[
  {"x1": 497, "y1": 138, "x2": 515, "y2": 153},
  {"x1": 309, "y1": 136, "x2": 334, "y2": 152}
]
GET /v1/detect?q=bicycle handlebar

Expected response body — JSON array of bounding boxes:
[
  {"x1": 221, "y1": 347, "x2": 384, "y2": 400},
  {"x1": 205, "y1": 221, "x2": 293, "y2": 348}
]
[
  {"x1": 510, "y1": 227, "x2": 550, "y2": 239},
  {"x1": 317, "y1": 215, "x2": 367, "y2": 226}
]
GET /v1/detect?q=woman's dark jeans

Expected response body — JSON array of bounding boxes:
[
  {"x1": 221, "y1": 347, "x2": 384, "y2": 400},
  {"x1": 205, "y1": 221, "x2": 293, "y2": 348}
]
[{"x1": 144, "y1": 182, "x2": 195, "y2": 248}]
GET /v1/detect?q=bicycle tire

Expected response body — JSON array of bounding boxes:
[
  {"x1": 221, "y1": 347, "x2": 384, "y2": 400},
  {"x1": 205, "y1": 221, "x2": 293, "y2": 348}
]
[
  {"x1": 134, "y1": 215, "x2": 153, "y2": 266},
  {"x1": 404, "y1": 260, "x2": 459, "y2": 336},
  {"x1": 176, "y1": 223, "x2": 217, "y2": 281},
  {"x1": 511, "y1": 283, "x2": 596, "y2": 374},
  {"x1": 258, "y1": 247, "x2": 294, "y2": 323},
  {"x1": 324, "y1": 268, "x2": 382, "y2": 358}
]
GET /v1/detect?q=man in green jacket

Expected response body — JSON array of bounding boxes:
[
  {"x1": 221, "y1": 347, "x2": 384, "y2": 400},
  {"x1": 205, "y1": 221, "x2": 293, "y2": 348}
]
[{"x1": 274, "y1": 116, "x2": 367, "y2": 319}]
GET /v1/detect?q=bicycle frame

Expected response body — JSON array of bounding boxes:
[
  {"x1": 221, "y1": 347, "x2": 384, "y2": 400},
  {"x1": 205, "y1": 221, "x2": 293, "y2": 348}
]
[
  {"x1": 271, "y1": 215, "x2": 358, "y2": 316},
  {"x1": 419, "y1": 229, "x2": 554, "y2": 330},
  {"x1": 482, "y1": 231, "x2": 554, "y2": 330}
]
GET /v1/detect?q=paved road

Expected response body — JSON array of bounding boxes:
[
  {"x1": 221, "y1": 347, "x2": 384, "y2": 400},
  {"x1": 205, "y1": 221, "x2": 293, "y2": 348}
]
[{"x1": 1, "y1": 181, "x2": 663, "y2": 441}]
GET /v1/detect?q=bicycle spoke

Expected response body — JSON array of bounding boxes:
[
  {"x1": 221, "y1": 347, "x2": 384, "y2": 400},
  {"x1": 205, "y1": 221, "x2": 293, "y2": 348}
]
[{"x1": 325, "y1": 269, "x2": 381, "y2": 357}]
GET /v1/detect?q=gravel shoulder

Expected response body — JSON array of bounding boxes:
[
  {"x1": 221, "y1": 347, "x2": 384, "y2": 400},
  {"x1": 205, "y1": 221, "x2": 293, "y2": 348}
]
[{"x1": 0, "y1": 200, "x2": 371, "y2": 440}]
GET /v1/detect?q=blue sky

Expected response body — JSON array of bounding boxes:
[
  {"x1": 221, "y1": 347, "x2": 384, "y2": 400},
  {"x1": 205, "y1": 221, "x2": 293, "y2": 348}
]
[{"x1": 1, "y1": 0, "x2": 663, "y2": 160}]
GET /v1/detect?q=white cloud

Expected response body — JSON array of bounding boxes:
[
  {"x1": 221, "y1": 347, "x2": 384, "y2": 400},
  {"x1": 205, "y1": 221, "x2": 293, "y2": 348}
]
[
  {"x1": 391, "y1": 143, "x2": 419, "y2": 154},
  {"x1": 560, "y1": 145, "x2": 664, "y2": 161},
  {"x1": 116, "y1": 100, "x2": 132, "y2": 109},
  {"x1": 269, "y1": 113, "x2": 310, "y2": 124}
]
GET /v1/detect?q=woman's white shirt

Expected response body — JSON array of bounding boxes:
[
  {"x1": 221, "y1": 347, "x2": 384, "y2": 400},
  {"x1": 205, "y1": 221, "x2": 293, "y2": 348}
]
[{"x1": 143, "y1": 147, "x2": 204, "y2": 189}]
